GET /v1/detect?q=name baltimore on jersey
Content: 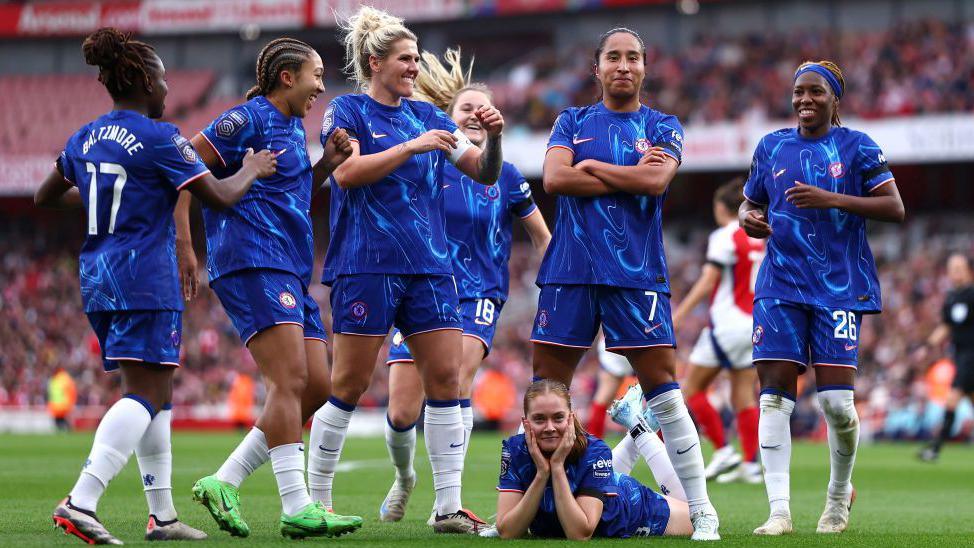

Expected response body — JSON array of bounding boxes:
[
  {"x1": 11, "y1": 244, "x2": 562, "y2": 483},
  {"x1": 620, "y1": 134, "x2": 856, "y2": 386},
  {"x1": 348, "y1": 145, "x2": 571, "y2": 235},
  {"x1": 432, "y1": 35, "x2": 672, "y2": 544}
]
[{"x1": 82, "y1": 124, "x2": 145, "y2": 156}]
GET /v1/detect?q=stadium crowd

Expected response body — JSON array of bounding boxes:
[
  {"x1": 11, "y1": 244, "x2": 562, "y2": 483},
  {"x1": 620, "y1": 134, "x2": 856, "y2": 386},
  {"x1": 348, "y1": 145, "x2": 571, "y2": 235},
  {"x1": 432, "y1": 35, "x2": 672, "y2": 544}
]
[
  {"x1": 485, "y1": 19, "x2": 974, "y2": 132},
  {"x1": 2, "y1": 215, "x2": 971, "y2": 440}
]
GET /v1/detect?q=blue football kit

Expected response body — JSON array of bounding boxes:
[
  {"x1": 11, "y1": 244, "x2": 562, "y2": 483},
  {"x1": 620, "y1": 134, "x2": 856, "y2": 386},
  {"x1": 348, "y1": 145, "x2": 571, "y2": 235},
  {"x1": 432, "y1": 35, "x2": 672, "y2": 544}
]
[
  {"x1": 200, "y1": 96, "x2": 325, "y2": 344},
  {"x1": 321, "y1": 94, "x2": 476, "y2": 337},
  {"x1": 59, "y1": 110, "x2": 209, "y2": 369},
  {"x1": 387, "y1": 161, "x2": 537, "y2": 360},
  {"x1": 744, "y1": 126, "x2": 894, "y2": 368},
  {"x1": 498, "y1": 433, "x2": 670, "y2": 538},
  {"x1": 532, "y1": 103, "x2": 684, "y2": 350}
]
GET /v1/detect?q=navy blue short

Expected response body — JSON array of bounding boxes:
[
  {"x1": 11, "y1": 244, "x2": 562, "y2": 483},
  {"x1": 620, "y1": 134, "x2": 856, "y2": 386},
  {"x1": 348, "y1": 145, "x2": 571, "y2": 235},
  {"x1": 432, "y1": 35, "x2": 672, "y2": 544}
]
[
  {"x1": 330, "y1": 274, "x2": 461, "y2": 338},
  {"x1": 211, "y1": 269, "x2": 326, "y2": 345},
  {"x1": 387, "y1": 297, "x2": 504, "y2": 363},
  {"x1": 751, "y1": 298, "x2": 860, "y2": 373},
  {"x1": 86, "y1": 310, "x2": 182, "y2": 372},
  {"x1": 630, "y1": 480, "x2": 671, "y2": 537},
  {"x1": 531, "y1": 284, "x2": 675, "y2": 350}
]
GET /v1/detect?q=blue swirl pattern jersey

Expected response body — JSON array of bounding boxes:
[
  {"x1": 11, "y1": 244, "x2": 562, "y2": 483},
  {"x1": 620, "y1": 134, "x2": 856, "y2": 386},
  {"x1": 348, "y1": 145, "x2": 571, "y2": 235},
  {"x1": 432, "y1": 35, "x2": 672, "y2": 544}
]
[
  {"x1": 743, "y1": 127, "x2": 894, "y2": 313},
  {"x1": 498, "y1": 434, "x2": 670, "y2": 538},
  {"x1": 320, "y1": 94, "x2": 469, "y2": 284},
  {"x1": 59, "y1": 110, "x2": 209, "y2": 312},
  {"x1": 200, "y1": 96, "x2": 315, "y2": 284},
  {"x1": 444, "y1": 161, "x2": 536, "y2": 300},
  {"x1": 539, "y1": 103, "x2": 684, "y2": 292}
]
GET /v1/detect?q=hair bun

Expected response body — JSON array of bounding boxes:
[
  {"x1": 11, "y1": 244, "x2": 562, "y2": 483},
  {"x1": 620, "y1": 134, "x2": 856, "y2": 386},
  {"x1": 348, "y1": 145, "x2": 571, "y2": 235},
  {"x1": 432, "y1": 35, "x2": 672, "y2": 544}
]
[{"x1": 82, "y1": 27, "x2": 127, "y2": 68}]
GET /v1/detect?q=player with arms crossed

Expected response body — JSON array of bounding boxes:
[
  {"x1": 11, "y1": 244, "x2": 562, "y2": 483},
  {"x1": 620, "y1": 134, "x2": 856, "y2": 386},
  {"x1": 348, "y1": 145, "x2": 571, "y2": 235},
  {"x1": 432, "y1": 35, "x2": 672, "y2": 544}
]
[
  {"x1": 919, "y1": 253, "x2": 974, "y2": 462},
  {"x1": 673, "y1": 179, "x2": 764, "y2": 483},
  {"x1": 531, "y1": 27, "x2": 719, "y2": 540},
  {"x1": 183, "y1": 38, "x2": 362, "y2": 539},
  {"x1": 379, "y1": 49, "x2": 551, "y2": 522},
  {"x1": 740, "y1": 60, "x2": 905, "y2": 535},
  {"x1": 308, "y1": 6, "x2": 505, "y2": 534},
  {"x1": 495, "y1": 379, "x2": 693, "y2": 540},
  {"x1": 38, "y1": 27, "x2": 277, "y2": 545}
]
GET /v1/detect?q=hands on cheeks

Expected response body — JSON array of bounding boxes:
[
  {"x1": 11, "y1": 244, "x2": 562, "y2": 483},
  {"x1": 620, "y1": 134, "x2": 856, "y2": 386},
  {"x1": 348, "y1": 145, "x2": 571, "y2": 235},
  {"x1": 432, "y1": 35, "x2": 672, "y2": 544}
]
[
  {"x1": 785, "y1": 180, "x2": 837, "y2": 209},
  {"x1": 549, "y1": 413, "x2": 576, "y2": 468},
  {"x1": 475, "y1": 105, "x2": 504, "y2": 137},
  {"x1": 523, "y1": 420, "x2": 551, "y2": 477}
]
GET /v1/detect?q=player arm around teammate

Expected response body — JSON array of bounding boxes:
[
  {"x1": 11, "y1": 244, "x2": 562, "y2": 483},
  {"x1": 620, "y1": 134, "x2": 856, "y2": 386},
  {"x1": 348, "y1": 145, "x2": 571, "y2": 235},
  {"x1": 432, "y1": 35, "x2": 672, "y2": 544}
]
[
  {"x1": 495, "y1": 380, "x2": 692, "y2": 540},
  {"x1": 37, "y1": 27, "x2": 272, "y2": 544},
  {"x1": 741, "y1": 60, "x2": 904, "y2": 536}
]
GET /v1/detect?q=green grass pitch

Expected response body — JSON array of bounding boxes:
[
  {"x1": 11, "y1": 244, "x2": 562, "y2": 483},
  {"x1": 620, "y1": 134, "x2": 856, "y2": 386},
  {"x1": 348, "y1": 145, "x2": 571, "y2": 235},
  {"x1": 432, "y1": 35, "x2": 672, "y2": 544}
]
[{"x1": 1, "y1": 432, "x2": 971, "y2": 546}]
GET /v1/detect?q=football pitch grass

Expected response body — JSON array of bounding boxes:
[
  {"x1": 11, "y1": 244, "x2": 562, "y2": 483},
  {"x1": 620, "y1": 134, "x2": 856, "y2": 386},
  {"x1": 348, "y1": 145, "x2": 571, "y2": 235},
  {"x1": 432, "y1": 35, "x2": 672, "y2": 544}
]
[{"x1": 1, "y1": 432, "x2": 971, "y2": 547}]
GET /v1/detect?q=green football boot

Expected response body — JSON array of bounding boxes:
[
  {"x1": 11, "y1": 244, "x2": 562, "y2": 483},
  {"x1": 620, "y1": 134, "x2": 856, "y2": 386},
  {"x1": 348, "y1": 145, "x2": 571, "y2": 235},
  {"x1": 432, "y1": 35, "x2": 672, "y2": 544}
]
[
  {"x1": 279, "y1": 502, "x2": 363, "y2": 539},
  {"x1": 191, "y1": 475, "x2": 250, "y2": 537}
]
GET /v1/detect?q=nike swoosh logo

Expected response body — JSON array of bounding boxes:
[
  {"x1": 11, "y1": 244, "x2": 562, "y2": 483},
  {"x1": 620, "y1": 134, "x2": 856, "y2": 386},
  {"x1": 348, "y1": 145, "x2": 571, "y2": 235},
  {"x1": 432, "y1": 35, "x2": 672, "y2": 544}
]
[
  {"x1": 645, "y1": 323, "x2": 662, "y2": 334},
  {"x1": 220, "y1": 491, "x2": 233, "y2": 512},
  {"x1": 372, "y1": 131, "x2": 387, "y2": 138},
  {"x1": 442, "y1": 184, "x2": 450, "y2": 189},
  {"x1": 845, "y1": 344, "x2": 857, "y2": 351},
  {"x1": 450, "y1": 442, "x2": 464, "y2": 448},
  {"x1": 760, "y1": 443, "x2": 782, "y2": 450},
  {"x1": 572, "y1": 137, "x2": 594, "y2": 145},
  {"x1": 676, "y1": 443, "x2": 697, "y2": 455},
  {"x1": 836, "y1": 449, "x2": 854, "y2": 457},
  {"x1": 319, "y1": 445, "x2": 340, "y2": 452},
  {"x1": 773, "y1": 168, "x2": 786, "y2": 178}
]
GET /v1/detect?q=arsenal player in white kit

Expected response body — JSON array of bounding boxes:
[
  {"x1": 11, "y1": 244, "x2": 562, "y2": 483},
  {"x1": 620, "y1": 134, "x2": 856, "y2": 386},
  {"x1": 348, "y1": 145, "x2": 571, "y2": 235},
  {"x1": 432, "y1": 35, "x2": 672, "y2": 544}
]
[{"x1": 673, "y1": 179, "x2": 766, "y2": 483}]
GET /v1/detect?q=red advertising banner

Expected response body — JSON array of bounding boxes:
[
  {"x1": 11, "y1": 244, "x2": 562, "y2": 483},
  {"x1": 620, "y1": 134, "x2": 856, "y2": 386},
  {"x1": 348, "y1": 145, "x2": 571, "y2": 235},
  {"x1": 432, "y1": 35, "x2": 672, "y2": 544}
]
[
  {"x1": 1, "y1": 2, "x2": 139, "y2": 37},
  {"x1": 140, "y1": 0, "x2": 306, "y2": 34},
  {"x1": 311, "y1": 0, "x2": 465, "y2": 27}
]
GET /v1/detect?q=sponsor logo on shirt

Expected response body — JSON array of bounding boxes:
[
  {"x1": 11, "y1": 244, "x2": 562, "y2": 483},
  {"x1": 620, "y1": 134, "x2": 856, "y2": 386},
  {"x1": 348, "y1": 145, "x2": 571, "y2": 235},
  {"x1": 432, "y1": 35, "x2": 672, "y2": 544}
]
[
  {"x1": 592, "y1": 457, "x2": 612, "y2": 478},
  {"x1": 171, "y1": 134, "x2": 198, "y2": 164},
  {"x1": 572, "y1": 136, "x2": 595, "y2": 145},
  {"x1": 279, "y1": 291, "x2": 297, "y2": 309}
]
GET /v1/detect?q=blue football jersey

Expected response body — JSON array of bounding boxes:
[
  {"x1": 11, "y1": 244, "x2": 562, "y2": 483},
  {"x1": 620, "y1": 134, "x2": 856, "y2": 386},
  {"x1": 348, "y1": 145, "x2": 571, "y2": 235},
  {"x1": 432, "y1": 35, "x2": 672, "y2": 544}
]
[
  {"x1": 538, "y1": 103, "x2": 684, "y2": 292},
  {"x1": 499, "y1": 433, "x2": 664, "y2": 538},
  {"x1": 444, "y1": 161, "x2": 536, "y2": 300},
  {"x1": 200, "y1": 96, "x2": 315, "y2": 285},
  {"x1": 743, "y1": 127, "x2": 894, "y2": 312},
  {"x1": 60, "y1": 110, "x2": 209, "y2": 312},
  {"x1": 319, "y1": 94, "x2": 465, "y2": 284}
]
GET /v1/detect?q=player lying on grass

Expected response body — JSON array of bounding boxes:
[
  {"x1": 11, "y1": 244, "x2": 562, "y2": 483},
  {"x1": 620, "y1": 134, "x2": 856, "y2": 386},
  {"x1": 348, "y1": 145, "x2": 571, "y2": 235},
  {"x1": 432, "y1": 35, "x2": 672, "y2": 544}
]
[{"x1": 494, "y1": 379, "x2": 694, "y2": 540}]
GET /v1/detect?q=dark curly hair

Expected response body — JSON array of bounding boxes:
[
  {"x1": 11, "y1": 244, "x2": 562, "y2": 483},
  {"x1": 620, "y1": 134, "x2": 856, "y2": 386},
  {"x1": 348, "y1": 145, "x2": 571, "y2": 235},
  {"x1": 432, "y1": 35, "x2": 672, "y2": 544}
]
[{"x1": 82, "y1": 27, "x2": 156, "y2": 98}]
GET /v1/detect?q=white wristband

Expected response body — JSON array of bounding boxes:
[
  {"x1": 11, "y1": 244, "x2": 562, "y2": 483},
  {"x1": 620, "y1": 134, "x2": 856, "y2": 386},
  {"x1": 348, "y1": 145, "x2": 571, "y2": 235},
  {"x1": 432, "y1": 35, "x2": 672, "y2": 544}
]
[{"x1": 448, "y1": 128, "x2": 475, "y2": 165}]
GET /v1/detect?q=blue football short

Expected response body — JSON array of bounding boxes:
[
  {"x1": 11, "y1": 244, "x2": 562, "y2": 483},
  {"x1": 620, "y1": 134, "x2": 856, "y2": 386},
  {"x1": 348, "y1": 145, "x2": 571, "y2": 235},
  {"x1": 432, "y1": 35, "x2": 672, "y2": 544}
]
[
  {"x1": 330, "y1": 274, "x2": 461, "y2": 338},
  {"x1": 530, "y1": 284, "x2": 675, "y2": 350},
  {"x1": 211, "y1": 268, "x2": 326, "y2": 345},
  {"x1": 751, "y1": 298, "x2": 861, "y2": 372},
  {"x1": 387, "y1": 297, "x2": 504, "y2": 363},
  {"x1": 86, "y1": 310, "x2": 182, "y2": 372}
]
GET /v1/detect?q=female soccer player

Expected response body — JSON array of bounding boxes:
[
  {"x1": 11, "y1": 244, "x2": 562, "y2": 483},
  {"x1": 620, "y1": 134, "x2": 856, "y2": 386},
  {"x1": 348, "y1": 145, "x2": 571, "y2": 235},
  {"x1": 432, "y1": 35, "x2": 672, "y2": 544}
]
[
  {"x1": 309, "y1": 6, "x2": 504, "y2": 534},
  {"x1": 37, "y1": 27, "x2": 278, "y2": 544},
  {"x1": 673, "y1": 179, "x2": 763, "y2": 484},
  {"x1": 530, "y1": 27, "x2": 719, "y2": 539},
  {"x1": 739, "y1": 60, "x2": 905, "y2": 535},
  {"x1": 182, "y1": 38, "x2": 361, "y2": 539},
  {"x1": 495, "y1": 379, "x2": 693, "y2": 540},
  {"x1": 377, "y1": 49, "x2": 551, "y2": 523}
]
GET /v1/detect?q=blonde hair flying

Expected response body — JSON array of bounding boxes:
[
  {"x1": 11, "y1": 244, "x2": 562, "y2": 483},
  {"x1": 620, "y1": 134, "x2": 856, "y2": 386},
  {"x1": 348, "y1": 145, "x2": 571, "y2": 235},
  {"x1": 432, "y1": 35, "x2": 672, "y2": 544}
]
[
  {"x1": 413, "y1": 48, "x2": 491, "y2": 112},
  {"x1": 338, "y1": 6, "x2": 417, "y2": 91}
]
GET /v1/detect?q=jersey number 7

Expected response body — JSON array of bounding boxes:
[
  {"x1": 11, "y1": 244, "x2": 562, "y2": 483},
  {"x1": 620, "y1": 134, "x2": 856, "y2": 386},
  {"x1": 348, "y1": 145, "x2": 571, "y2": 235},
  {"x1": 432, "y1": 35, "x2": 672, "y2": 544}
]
[{"x1": 85, "y1": 162, "x2": 128, "y2": 235}]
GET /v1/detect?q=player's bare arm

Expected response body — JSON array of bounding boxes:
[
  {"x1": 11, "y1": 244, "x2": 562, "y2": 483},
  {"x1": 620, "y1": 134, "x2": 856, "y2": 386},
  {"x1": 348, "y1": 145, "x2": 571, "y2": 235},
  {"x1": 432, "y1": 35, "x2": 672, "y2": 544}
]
[
  {"x1": 542, "y1": 147, "x2": 615, "y2": 196},
  {"x1": 574, "y1": 152, "x2": 678, "y2": 196},
  {"x1": 34, "y1": 168, "x2": 81, "y2": 209},
  {"x1": 785, "y1": 179, "x2": 905, "y2": 222}
]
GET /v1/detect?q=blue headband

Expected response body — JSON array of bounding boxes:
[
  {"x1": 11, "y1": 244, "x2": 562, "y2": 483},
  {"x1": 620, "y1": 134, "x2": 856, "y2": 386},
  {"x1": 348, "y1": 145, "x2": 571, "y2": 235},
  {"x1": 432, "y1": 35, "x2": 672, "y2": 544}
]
[{"x1": 794, "y1": 64, "x2": 843, "y2": 99}]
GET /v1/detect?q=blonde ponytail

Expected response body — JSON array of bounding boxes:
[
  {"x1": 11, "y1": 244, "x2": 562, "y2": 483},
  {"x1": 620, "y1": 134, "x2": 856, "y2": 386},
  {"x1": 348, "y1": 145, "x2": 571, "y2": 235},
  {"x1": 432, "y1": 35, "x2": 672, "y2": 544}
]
[{"x1": 338, "y1": 6, "x2": 417, "y2": 92}]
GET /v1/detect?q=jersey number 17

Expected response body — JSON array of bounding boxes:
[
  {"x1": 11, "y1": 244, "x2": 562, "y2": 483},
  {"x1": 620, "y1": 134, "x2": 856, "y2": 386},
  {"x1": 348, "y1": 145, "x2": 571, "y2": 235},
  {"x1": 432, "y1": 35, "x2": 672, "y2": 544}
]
[{"x1": 85, "y1": 162, "x2": 128, "y2": 235}]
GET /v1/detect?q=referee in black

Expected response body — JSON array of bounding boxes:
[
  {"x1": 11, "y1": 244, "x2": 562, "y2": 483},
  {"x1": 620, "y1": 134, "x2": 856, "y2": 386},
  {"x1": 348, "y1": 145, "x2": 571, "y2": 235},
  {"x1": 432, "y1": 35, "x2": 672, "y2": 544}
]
[{"x1": 919, "y1": 253, "x2": 974, "y2": 462}]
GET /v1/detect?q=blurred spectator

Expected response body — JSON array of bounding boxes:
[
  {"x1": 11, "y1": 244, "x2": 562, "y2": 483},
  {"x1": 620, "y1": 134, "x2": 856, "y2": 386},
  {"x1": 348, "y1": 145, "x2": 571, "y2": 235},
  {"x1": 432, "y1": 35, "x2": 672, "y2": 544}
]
[{"x1": 47, "y1": 366, "x2": 76, "y2": 431}]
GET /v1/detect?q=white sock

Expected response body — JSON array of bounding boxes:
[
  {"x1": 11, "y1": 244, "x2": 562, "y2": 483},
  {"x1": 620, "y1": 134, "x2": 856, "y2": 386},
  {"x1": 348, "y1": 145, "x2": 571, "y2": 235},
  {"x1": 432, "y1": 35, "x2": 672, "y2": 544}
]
[
  {"x1": 307, "y1": 398, "x2": 353, "y2": 509},
  {"x1": 269, "y1": 443, "x2": 314, "y2": 516},
  {"x1": 70, "y1": 396, "x2": 154, "y2": 512},
  {"x1": 759, "y1": 391, "x2": 795, "y2": 517},
  {"x1": 460, "y1": 399, "x2": 474, "y2": 463},
  {"x1": 630, "y1": 423, "x2": 687, "y2": 502},
  {"x1": 646, "y1": 384, "x2": 711, "y2": 514},
  {"x1": 611, "y1": 432, "x2": 639, "y2": 474},
  {"x1": 385, "y1": 416, "x2": 417, "y2": 481},
  {"x1": 215, "y1": 427, "x2": 269, "y2": 488},
  {"x1": 425, "y1": 400, "x2": 464, "y2": 516},
  {"x1": 817, "y1": 388, "x2": 858, "y2": 501},
  {"x1": 136, "y1": 406, "x2": 176, "y2": 522}
]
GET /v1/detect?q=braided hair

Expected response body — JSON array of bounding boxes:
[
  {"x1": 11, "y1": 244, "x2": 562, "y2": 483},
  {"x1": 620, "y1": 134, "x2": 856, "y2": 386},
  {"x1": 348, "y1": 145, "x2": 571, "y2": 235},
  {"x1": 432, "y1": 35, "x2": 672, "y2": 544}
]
[
  {"x1": 246, "y1": 38, "x2": 315, "y2": 100},
  {"x1": 796, "y1": 59, "x2": 845, "y2": 126},
  {"x1": 82, "y1": 27, "x2": 155, "y2": 98}
]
